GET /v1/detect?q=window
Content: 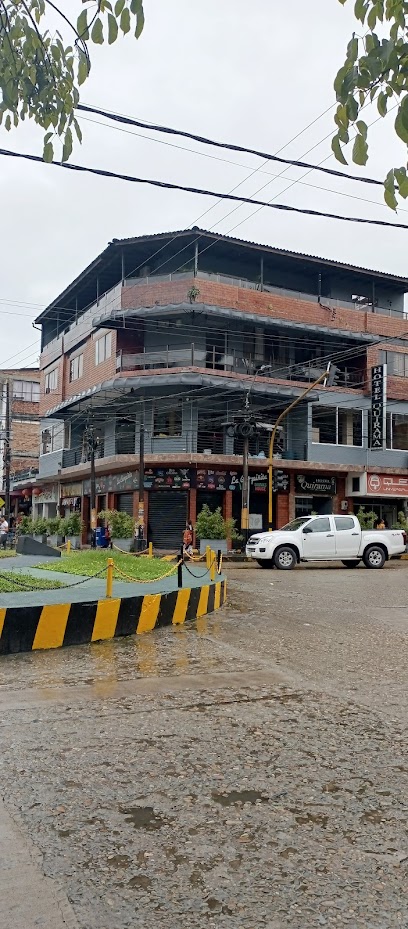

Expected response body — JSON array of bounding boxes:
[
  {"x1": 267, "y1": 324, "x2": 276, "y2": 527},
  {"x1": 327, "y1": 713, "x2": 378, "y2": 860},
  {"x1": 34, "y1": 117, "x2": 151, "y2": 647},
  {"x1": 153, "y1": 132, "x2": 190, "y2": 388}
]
[
  {"x1": 312, "y1": 406, "x2": 363, "y2": 446},
  {"x1": 153, "y1": 401, "x2": 182, "y2": 437},
  {"x1": 12, "y1": 380, "x2": 40, "y2": 402},
  {"x1": 385, "y1": 412, "x2": 408, "y2": 450},
  {"x1": 307, "y1": 517, "x2": 330, "y2": 533},
  {"x1": 334, "y1": 517, "x2": 355, "y2": 531},
  {"x1": 45, "y1": 367, "x2": 58, "y2": 392},
  {"x1": 384, "y1": 352, "x2": 408, "y2": 377},
  {"x1": 69, "y1": 353, "x2": 83, "y2": 382},
  {"x1": 95, "y1": 332, "x2": 112, "y2": 365}
]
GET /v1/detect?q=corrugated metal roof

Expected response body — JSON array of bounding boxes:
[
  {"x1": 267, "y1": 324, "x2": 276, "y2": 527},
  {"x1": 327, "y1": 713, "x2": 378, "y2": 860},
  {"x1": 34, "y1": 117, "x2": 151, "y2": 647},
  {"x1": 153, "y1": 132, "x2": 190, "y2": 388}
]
[{"x1": 35, "y1": 226, "x2": 408, "y2": 325}]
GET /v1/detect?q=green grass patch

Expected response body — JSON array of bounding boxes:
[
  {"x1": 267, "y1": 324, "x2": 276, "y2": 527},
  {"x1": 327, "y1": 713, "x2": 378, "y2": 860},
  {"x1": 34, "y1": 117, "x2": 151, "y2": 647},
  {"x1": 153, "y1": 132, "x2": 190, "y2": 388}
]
[
  {"x1": 0, "y1": 571, "x2": 67, "y2": 593},
  {"x1": 0, "y1": 550, "x2": 16, "y2": 558},
  {"x1": 37, "y1": 550, "x2": 176, "y2": 583}
]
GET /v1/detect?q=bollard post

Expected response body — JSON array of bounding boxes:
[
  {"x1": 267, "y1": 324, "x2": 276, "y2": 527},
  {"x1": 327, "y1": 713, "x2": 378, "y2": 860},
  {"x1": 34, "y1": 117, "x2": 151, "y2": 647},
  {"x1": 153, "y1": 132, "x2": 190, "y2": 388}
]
[
  {"x1": 66, "y1": 539, "x2": 71, "y2": 554},
  {"x1": 217, "y1": 550, "x2": 222, "y2": 574},
  {"x1": 148, "y1": 541, "x2": 153, "y2": 558},
  {"x1": 210, "y1": 550, "x2": 216, "y2": 582},
  {"x1": 106, "y1": 558, "x2": 114, "y2": 598},
  {"x1": 205, "y1": 545, "x2": 211, "y2": 569},
  {"x1": 178, "y1": 550, "x2": 183, "y2": 588}
]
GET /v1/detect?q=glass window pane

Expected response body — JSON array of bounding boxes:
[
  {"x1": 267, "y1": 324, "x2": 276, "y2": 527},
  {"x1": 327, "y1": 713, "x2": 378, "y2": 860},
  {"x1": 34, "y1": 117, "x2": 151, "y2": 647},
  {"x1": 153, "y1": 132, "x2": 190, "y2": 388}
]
[
  {"x1": 312, "y1": 406, "x2": 336, "y2": 444},
  {"x1": 334, "y1": 517, "x2": 355, "y2": 531},
  {"x1": 308, "y1": 517, "x2": 331, "y2": 532},
  {"x1": 392, "y1": 414, "x2": 408, "y2": 450}
]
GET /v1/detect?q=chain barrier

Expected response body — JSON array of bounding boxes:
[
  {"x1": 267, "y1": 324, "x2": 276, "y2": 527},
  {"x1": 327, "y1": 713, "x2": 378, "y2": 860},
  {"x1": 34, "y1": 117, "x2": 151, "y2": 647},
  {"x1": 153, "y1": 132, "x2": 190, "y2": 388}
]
[
  {"x1": 183, "y1": 558, "x2": 217, "y2": 579},
  {"x1": 111, "y1": 559, "x2": 182, "y2": 584},
  {"x1": 111, "y1": 542, "x2": 150, "y2": 556},
  {"x1": 183, "y1": 550, "x2": 206, "y2": 562},
  {"x1": 0, "y1": 566, "x2": 108, "y2": 592}
]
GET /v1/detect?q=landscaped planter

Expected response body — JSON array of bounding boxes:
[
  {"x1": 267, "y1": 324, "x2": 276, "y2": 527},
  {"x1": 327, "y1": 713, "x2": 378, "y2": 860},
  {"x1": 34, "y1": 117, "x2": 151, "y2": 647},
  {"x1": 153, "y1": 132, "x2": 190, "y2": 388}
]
[
  {"x1": 47, "y1": 534, "x2": 64, "y2": 548},
  {"x1": 199, "y1": 539, "x2": 228, "y2": 554},
  {"x1": 67, "y1": 535, "x2": 81, "y2": 550},
  {"x1": 111, "y1": 538, "x2": 133, "y2": 552}
]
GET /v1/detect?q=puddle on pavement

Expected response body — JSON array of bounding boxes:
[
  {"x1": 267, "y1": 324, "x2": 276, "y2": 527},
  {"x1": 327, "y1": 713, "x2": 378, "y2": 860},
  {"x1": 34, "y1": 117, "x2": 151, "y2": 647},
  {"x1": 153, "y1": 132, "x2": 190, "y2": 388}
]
[
  {"x1": 119, "y1": 806, "x2": 166, "y2": 830},
  {"x1": 212, "y1": 789, "x2": 269, "y2": 806},
  {"x1": 128, "y1": 875, "x2": 152, "y2": 891}
]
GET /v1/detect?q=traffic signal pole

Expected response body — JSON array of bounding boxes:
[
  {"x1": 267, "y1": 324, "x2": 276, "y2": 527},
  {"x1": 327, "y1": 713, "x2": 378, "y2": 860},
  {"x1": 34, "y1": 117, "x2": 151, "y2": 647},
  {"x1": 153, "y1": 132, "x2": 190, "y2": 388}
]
[{"x1": 268, "y1": 363, "x2": 336, "y2": 529}]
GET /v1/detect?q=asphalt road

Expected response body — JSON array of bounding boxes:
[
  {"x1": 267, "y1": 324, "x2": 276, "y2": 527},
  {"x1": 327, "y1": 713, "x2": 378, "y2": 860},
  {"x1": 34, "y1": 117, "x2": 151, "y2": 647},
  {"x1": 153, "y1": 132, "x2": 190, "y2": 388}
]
[{"x1": 0, "y1": 560, "x2": 407, "y2": 929}]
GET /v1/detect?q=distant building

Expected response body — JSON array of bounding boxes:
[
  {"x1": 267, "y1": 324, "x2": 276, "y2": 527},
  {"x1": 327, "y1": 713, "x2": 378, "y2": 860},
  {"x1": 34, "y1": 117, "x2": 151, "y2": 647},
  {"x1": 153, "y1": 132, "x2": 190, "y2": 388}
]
[{"x1": 0, "y1": 368, "x2": 40, "y2": 516}]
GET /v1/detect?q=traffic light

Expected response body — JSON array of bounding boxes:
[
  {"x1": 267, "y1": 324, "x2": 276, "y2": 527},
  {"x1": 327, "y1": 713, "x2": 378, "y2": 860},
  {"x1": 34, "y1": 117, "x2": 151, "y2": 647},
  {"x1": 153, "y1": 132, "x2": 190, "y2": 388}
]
[{"x1": 225, "y1": 418, "x2": 257, "y2": 438}]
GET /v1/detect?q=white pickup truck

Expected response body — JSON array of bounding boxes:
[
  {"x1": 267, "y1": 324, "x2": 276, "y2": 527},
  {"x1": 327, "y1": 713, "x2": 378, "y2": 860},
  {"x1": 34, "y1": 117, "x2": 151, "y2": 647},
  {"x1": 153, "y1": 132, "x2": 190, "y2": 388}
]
[{"x1": 246, "y1": 514, "x2": 406, "y2": 570}]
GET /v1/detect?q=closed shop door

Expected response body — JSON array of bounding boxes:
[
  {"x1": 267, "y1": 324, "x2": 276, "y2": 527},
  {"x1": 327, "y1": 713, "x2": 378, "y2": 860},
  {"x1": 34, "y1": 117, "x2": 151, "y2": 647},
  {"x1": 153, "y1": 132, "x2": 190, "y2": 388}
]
[
  {"x1": 117, "y1": 493, "x2": 133, "y2": 515},
  {"x1": 148, "y1": 492, "x2": 188, "y2": 549}
]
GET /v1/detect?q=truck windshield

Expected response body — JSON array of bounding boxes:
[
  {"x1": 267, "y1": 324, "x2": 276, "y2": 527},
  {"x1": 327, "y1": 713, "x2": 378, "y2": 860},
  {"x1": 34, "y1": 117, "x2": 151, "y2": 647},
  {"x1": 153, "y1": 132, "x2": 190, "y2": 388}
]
[{"x1": 281, "y1": 517, "x2": 312, "y2": 532}]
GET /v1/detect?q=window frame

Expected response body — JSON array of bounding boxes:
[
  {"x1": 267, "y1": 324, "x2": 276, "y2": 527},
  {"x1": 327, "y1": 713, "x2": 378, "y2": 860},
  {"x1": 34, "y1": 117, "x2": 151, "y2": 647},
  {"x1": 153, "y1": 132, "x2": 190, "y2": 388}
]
[
  {"x1": 153, "y1": 400, "x2": 183, "y2": 438},
  {"x1": 334, "y1": 516, "x2": 355, "y2": 531},
  {"x1": 312, "y1": 405, "x2": 363, "y2": 447},
  {"x1": 45, "y1": 367, "x2": 58, "y2": 392},
  {"x1": 12, "y1": 380, "x2": 40, "y2": 402},
  {"x1": 69, "y1": 353, "x2": 84, "y2": 383},
  {"x1": 95, "y1": 332, "x2": 112, "y2": 366}
]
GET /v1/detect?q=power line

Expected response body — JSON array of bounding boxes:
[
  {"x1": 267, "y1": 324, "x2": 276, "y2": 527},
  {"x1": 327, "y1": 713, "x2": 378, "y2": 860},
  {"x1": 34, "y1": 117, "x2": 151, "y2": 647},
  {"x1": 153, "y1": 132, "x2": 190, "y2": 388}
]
[
  {"x1": 77, "y1": 104, "x2": 388, "y2": 191},
  {"x1": 1, "y1": 147, "x2": 407, "y2": 231}
]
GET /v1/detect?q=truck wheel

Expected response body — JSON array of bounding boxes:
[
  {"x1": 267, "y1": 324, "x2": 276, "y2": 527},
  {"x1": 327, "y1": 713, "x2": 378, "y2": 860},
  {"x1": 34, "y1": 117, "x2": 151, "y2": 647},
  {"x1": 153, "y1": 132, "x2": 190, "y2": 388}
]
[
  {"x1": 257, "y1": 559, "x2": 274, "y2": 569},
  {"x1": 341, "y1": 560, "x2": 360, "y2": 568},
  {"x1": 363, "y1": 545, "x2": 386, "y2": 569},
  {"x1": 274, "y1": 546, "x2": 297, "y2": 570}
]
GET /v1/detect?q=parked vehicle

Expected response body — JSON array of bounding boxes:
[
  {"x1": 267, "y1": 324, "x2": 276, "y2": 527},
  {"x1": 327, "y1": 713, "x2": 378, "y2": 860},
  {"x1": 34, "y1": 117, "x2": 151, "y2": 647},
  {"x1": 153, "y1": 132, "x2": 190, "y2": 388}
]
[{"x1": 246, "y1": 514, "x2": 406, "y2": 570}]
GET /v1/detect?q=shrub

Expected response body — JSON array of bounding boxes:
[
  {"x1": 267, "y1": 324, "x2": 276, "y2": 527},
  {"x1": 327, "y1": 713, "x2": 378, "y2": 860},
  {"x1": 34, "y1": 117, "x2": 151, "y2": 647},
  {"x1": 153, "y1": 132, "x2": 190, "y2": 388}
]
[
  {"x1": 356, "y1": 507, "x2": 378, "y2": 529},
  {"x1": 99, "y1": 509, "x2": 134, "y2": 539},
  {"x1": 64, "y1": 512, "x2": 82, "y2": 536},
  {"x1": 194, "y1": 504, "x2": 242, "y2": 541},
  {"x1": 47, "y1": 516, "x2": 64, "y2": 535},
  {"x1": 19, "y1": 515, "x2": 34, "y2": 535}
]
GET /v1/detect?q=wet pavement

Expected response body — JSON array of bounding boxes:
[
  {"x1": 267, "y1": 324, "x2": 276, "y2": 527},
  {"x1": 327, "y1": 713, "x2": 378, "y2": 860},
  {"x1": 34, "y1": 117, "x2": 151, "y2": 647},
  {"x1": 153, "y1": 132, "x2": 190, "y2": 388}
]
[{"x1": 0, "y1": 561, "x2": 408, "y2": 928}]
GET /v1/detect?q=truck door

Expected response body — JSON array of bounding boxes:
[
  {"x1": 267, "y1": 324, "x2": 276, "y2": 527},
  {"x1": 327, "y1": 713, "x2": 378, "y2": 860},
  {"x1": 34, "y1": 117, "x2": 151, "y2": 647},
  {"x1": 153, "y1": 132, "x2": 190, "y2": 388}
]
[
  {"x1": 302, "y1": 516, "x2": 336, "y2": 558},
  {"x1": 333, "y1": 516, "x2": 360, "y2": 557}
]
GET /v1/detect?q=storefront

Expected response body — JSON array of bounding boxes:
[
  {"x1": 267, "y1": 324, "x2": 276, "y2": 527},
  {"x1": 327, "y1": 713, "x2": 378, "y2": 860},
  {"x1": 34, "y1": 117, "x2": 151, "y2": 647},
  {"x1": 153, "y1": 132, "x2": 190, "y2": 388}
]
[
  {"x1": 60, "y1": 482, "x2": 82, "y2": 517},
  {"x1": 295, "y1": 474, "x2": 337, "y2": 518},
  {"x1": 351, "y1": 473, "x2": 408, "y2": 527},
  {"x1": 145, "y1": 468, "x2": 191, "y2": 549},
  {"x1": 32, "y1": 484, "x2": 59, "y2": 519}
]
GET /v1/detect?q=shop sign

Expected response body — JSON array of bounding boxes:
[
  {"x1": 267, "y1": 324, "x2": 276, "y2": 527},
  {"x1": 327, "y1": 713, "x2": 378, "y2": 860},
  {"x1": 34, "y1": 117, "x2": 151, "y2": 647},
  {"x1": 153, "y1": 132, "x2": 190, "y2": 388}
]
[
  {"x1": 296, "y1": 474, "x2": 337, "y2": 495},
  {"x1": 196, "y1": 469, "x2": 290, "y2": 494},
  {"x1": 144, "y1": 468, "x2": 191, "y2": 490},
  {"x1": 83, "y1": 472, "x2": 138, "y2": 494},
  {"x1": 367, "y1": 473, "x2": 408, "y2": 496},
  {"x1": 61, "y1": 497, "x2": 80, "y2": 507},
  {"x1": 61, "y1": 482, "x2": 83, "y2": 497},
  {"x1": 370, "y1": 364, "x2": 387, "y2": 449},
  {"x1": 36, "y1": 484, "x2": 58, "y2": 504}
]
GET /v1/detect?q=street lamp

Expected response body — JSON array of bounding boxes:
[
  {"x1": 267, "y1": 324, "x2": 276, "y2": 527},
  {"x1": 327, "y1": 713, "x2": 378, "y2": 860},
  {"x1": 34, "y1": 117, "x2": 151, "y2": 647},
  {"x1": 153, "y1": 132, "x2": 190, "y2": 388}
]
[{"x1": 267, "y1": 361, "x2": 339, "y2": 529}]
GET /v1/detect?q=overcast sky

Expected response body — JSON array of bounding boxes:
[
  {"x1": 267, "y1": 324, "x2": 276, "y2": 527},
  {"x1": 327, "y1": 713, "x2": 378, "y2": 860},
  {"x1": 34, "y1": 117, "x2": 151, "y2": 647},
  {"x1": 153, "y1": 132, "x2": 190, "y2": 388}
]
[{"x1": 1, "y1": 0, "x2": 407, "y2": 367}]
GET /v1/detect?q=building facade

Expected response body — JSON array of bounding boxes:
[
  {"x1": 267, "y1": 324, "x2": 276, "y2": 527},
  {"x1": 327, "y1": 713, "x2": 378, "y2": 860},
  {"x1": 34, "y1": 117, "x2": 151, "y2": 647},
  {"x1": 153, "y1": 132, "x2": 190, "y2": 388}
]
[
  {"x1": 35, "y1": 229, "x2": 408, "y2": 547},
  {"x1": 0, "y1": 368, "x2": 41, "y2": 516}
]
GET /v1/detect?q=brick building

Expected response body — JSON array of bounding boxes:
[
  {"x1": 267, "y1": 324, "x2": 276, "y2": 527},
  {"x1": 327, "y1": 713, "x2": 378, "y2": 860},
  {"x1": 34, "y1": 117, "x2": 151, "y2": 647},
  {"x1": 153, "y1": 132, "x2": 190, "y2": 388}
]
[
  {"x1": 0, "y1": 368, "x2": 41, "y2": 515},
  {"x1": 34, "y1": 229, "x2": 408, "y2": 546}
]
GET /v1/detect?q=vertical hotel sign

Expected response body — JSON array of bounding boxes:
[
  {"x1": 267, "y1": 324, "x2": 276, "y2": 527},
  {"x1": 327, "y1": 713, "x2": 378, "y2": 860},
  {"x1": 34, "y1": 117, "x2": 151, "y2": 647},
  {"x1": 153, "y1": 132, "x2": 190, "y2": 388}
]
[{"x1": 370, "y1": 364, "x2": 387, "y2": 449}]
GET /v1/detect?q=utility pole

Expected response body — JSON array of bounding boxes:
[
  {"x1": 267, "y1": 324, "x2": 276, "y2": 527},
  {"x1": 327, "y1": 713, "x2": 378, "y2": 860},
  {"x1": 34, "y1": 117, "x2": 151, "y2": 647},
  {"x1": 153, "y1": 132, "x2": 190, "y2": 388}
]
[
  {"x1": 136, "y1": 400, "x2": 145, "y2": 551},
  {"x1": 4, "y1": 378, "x2": 11, "y2": 519},
  {"x1": 86, "y1": 420, "x2": 98, "y2": 547},
  {"x1": 241, "y1": 434, "x2": 249, "y2": 544}
]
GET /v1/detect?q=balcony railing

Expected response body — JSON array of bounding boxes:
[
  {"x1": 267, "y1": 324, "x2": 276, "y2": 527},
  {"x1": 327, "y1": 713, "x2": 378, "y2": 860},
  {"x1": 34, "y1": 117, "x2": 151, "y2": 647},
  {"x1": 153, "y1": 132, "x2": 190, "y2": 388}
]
[{"x1": 116, "y1": 346, "x2": 365, "y2": 388}]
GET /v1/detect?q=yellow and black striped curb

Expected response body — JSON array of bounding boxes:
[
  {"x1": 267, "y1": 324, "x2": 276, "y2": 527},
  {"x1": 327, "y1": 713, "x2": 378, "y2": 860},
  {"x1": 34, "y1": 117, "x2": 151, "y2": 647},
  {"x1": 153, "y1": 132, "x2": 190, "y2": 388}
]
[{"x1": 0, "y1": 579, "x2": 227, "y2": 655}]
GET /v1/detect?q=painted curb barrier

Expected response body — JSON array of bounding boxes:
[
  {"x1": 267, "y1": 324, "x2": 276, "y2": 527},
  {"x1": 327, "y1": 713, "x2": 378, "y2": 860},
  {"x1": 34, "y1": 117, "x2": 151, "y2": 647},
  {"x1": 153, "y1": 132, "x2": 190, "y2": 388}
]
[{"x1": 0, "y1": 579, "x2": 227, "y2": 655}]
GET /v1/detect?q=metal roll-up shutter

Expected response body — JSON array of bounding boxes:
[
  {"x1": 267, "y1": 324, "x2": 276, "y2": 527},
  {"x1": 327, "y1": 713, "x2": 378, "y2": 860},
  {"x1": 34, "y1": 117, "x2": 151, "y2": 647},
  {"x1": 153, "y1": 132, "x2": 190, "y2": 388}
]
[
  {"x1": 117, "y1": 493, "x2": 134, "y2": 515},
  {"x1": 148, "y1": 491, "x2": 188, "y2": 550}
]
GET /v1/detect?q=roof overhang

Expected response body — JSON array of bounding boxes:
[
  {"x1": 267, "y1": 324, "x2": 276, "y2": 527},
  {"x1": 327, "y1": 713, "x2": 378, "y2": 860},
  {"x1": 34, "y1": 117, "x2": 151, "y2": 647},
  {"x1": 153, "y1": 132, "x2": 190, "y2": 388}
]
[
  {"x1": 92, "y1": 302, "x2": 378, "y2": 344},
  {"x1": 43, "y1": 371, "x2": 321, "y2": 419}
]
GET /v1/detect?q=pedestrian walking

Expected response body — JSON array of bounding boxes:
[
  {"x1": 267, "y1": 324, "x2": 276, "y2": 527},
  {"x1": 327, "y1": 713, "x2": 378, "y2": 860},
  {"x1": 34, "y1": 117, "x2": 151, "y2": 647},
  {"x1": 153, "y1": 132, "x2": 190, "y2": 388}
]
[
  {"x1": 183, "y1": 521, "x2": 194, "y2": 556},
  {"x1": 0, "y1": 516, "x2": 9, "y2": 550}
]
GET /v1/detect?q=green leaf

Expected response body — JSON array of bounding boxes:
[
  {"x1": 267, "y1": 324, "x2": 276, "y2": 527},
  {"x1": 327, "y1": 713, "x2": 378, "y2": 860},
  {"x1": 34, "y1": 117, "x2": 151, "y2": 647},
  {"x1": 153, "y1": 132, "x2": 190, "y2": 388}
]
[
  {"x1": 77, "y1": 9, "x2": 89, "y2": 40},
  {"x1": 356, "y1": 119, "x2": 368, "y2": 139},
  {"x1": 73, "y1": 118, "x2": 83, "y2": 144},
  {"x1": 347, "y1": 36, "x2": 359, "y2": 63},
  {"x1": 91, "y1": 18, "x2": 104, "y2": 44},
  {"x1": 62, "y1": 127, "x2": 73, "y2": 163},
  {"x1": 108, "y1": 13, "x2": 119, "y2": 44},
  {"x1": 4, "y1": 115, "x2": 11, "y2": 132},
  {"x1": 331, "y1": 134, "x2": 348, "y2": 165},
  {"x1": 78, "y1": 53, "x2": 89, "y2": 86},
  {"x1": 120, "y1": 8, "x2": 131, "y2": 34},
  {"x1": 352, "y1": 132, "x2": 368, "y2": 165},
  {"x1": 395, "y1": 108, "x2": 408, "y2": 144},
  {"x1": 44, "y1": 131, "x2": 53, "y2": 144},
  {"x1": 399, "y1": 95, "x2": 408, "y2": 133},
  {"x1": 367, "y1": 6, "x2": 377, "y2": 28},
  {"x1": 354, "y1": 0, "x2": 368, "y2": 24},
  {"x1": 377, "y1": 91, "x2": 388, "y2": 117},
  {"x1": 115, "y1": 0, "x2": 126, "y2": 14},
  {"x1": 384, "y1": 185, "x2": 398, "y2": 210},
  {"x1": 346, "y1": 96, "x2": 359, "y2": 121},
  {"x1": 135, "y1": 8, "x2": 145, "y2": 38},
  {"x1": 43, "y1": 141, "x2": 54, "y2": 163}
]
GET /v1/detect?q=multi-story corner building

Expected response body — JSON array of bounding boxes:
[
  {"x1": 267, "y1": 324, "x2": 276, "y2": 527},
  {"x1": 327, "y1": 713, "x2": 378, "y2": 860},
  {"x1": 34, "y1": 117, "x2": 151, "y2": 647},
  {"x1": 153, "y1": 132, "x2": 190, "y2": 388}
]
[
  {"x1": 35, "y1": 229, "x2": 408, "y2": 548},
  {"x1": 0, "y1": 367, "x2": 41, "y2": 516}
]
